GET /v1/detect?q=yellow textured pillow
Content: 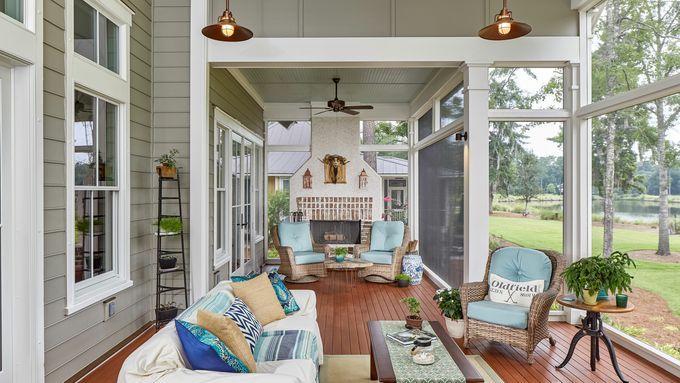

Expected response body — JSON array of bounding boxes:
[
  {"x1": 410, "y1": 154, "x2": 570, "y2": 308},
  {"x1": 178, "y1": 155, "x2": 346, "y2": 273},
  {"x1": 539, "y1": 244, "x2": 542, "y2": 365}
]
[
  {"x1": 197, "y1": 309, "x2": 257, "y2": 373},
  {"x1": 231, "y1": 273, "x2": 286, "y2": 325}
]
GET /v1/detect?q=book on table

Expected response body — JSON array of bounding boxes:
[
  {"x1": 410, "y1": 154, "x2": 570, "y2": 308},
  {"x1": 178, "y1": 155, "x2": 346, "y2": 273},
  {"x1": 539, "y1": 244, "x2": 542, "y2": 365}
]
[{"x1": 386, "y1": 328, "x2": 437, "y2": 346}]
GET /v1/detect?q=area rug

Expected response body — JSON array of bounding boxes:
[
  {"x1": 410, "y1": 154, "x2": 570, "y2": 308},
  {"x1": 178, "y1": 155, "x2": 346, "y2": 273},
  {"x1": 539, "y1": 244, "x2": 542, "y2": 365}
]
[{"x1": 319, "y1": 354, "x2": 504, "y2": 383}]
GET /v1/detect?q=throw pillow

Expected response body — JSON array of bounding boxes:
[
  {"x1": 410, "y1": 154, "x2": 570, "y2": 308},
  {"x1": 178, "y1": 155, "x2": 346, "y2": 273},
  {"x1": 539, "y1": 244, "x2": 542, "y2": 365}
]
[
  {"x1": 233, "y1": 272, "x2": 300, "y2": 315},
  {"x1": 231, "y1": 273, "x2": 286, "y2": 326},
  {"x1": 197, "y1": 310, "x2": 257, "y2": 373},
  {"x1": 488, "y1": 273, "x2": 545, "y2": 308},
  {"x1": 225, "y1": 298, "x2": 264, "y2": 353},
  {"x1": 175, "y1": 320, "x2": 250, "y2": 373}
]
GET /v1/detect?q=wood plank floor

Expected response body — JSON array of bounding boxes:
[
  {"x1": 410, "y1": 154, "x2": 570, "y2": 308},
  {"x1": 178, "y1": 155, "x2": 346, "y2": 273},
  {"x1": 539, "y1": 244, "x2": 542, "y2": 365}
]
[{"x1": 81, "y1": 272, "x2": 677, "y2": 382}]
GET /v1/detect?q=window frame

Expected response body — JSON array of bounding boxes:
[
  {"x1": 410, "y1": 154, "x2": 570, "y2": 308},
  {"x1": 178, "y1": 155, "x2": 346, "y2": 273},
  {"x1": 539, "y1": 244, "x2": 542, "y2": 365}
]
[
  {"x1": 214, "y1": 124, "x2": 229, "y2": 269},
  {"x1": 64, "y1": 0, "x2": 132, "y2": 315}
]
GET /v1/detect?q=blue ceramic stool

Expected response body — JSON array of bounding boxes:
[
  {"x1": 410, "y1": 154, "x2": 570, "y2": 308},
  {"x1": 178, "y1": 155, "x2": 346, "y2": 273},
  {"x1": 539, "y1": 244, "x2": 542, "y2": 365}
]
[{"x1": 402, "y1": 253, "x2": 423, "y2": 285}]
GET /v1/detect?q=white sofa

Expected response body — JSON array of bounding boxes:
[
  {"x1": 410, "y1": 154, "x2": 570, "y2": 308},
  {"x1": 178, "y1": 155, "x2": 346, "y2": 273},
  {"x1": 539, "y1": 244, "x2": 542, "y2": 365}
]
[{"x1": 118, "y1": 281, "x2": 323, "y2": 383}]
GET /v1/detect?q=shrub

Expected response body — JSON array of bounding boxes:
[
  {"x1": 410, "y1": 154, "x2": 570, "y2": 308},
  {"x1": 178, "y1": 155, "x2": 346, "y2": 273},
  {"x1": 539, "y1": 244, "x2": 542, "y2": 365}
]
[
  {"x1": 395, "y1": 273, "x2": 412, "y2": 282},
  {"x1": 268, "y1": 190, "x2": 290, "y2": 232},
  {"x1": 538, "y1": 209, "x2": 563, "y2": 221}
]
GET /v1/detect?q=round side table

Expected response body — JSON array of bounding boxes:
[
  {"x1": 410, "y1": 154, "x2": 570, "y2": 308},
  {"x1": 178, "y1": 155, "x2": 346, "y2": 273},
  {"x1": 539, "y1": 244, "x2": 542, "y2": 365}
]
[{"x1": 556, "y1": 294, "x2": 635, "y2": 383}]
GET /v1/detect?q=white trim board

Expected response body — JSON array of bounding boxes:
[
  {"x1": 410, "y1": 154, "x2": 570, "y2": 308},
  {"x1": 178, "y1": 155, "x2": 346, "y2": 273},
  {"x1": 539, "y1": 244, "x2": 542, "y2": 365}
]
[{"x1": 208, "y1": 37, "x2": 580, "y2": 67}]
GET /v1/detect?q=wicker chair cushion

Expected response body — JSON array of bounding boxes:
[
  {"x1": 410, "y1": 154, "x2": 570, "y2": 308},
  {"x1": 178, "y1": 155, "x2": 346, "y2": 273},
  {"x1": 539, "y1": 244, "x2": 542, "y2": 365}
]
[
  {"x1": 489, "y1": 247, "x2": 552, "y2": 292},
  {"x1": 294, "y1": 251, "x2": 325, "y2": 265},
  {"x1": 467, "y1": 300, "x2": 529, "y2": 329},
  {"x1": 278, "y1": 222, "x2": 313, "y2": 252},
  {"x1": 369, "y1": 221, "x2": 405, "y2": 251},
  {"x1": 360, "y1": 250, "x2": 393, "y2": 265}
]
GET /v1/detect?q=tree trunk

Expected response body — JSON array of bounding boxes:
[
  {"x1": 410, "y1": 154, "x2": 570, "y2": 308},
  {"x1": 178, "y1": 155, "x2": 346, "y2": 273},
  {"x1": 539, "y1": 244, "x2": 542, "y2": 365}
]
[
  {"x1": 362, "y1": 121, "x2": 377, "y2": 170},
  {"x1": 656, "y1": 99, "x2": 671, "y2": 256}
]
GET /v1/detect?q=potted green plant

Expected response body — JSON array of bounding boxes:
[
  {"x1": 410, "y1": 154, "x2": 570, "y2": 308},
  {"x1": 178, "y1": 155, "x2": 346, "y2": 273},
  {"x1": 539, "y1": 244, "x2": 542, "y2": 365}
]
[
  {"x1": 334, "y1": 247, "x2": 348, "y2": 263},
  {"x1": 155, "y1": 149, "x2": 179, "y2": 178},
  {"x1": 157, "y1": 217, "x2": 183, "y2": 235},
  {"x1": 561, "y1": 251, "x2": 636, "y2": 305},
  {"x1": 159, "y1": 255, "x2": 177, "y2": 270},
  {"x1": 394, "y1": 273, "x2": 412, "y2": 288},
  {"x1": 433, "y1": 288, "x2": 464, "y2": 338},
  {"x1": 156, "y1": 302, "x2": 178, "y2": 321},
  {"x1": 400, "y1": 296, "x2": 422, "y2": 329}
]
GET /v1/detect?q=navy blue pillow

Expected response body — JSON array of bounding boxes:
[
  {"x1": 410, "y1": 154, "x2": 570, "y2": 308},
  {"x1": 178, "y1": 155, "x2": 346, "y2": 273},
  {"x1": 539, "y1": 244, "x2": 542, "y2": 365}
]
[
  {"x1": 175, "y1": 320, "x2": 250, "y2": 373},
  {"x1": 232, "y1": 272, "x2": 300, "y2": 315}
]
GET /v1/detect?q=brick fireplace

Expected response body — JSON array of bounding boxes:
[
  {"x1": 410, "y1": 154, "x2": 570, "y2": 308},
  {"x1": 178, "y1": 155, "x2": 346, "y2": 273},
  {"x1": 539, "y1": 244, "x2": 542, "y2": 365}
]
[{"x1": 296, "y1": 196, "x2": 373, "y2": 246}]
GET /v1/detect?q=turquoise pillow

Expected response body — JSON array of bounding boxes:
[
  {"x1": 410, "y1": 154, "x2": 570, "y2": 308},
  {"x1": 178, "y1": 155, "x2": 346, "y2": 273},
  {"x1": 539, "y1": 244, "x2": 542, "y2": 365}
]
[
  {"x1": 370, "y1": 221, "x2": 405, "y2": 251},
  {"x1": 233, "y1": 272, "x2": 300, "y2": 315},
  {"x1": 175, "y1": 320, "x2": 250, "y2": 373},
  {"x1": 489, "y1": 247, "x2": 552, "y2": 292},
  {"x1": 278, "y1": 222, "x2": 313, "y2": 252}
]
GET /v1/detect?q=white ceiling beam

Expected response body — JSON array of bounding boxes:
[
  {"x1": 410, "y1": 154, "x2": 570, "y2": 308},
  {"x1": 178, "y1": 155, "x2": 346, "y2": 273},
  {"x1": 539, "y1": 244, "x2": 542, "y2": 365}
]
[
  {"x1": 208, "y1": 37, "x2": 580, "y2": 68},
  {"x1": 489, "y1": 109, "x2": 570, "y2": 121},
  {"x1": 227, "y1": 68, "x2": 265, "y2": 108}
]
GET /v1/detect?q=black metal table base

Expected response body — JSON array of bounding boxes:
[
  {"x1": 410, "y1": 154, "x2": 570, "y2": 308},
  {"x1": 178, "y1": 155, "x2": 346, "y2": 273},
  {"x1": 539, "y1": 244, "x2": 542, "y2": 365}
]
[{"x1": 556, "y1": 311, "x2": 628, "y2": 383}]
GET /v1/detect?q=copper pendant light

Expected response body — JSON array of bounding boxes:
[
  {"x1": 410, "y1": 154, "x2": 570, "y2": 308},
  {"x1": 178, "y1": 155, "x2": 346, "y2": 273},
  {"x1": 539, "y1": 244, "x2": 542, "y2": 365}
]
[
  {"x1": 479, "y1": 0, "x2": 531, "y2": 40},
  {"x1": 202, "y1": 0, "x2": 253, "y2": 42}
]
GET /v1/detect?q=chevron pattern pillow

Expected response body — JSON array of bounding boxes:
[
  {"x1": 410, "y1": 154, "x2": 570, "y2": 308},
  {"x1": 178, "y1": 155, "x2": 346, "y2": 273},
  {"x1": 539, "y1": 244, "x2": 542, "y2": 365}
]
[{"x1": 225, "y1": 298, "x2": 263, "y2": 353}]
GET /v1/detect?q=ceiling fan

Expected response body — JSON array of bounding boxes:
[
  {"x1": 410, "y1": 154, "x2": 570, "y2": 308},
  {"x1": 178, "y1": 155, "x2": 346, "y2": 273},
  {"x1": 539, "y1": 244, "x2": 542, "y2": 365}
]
[{"x1": 300, "y1": 77, "x2": 374, "y2": 116}]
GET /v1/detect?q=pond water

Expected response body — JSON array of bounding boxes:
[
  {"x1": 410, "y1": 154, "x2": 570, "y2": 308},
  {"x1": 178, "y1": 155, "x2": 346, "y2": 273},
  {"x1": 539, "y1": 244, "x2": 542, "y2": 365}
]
[{"x1": 522, "y1": 199, "x2": 680, "y2": 223}]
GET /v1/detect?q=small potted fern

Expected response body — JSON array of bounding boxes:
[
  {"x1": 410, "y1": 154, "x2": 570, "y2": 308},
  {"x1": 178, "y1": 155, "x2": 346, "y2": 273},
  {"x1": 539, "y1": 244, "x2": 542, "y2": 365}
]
[
  {"x1": 155, "y1": 149, "x2": 179, "y2": 178},
  {"x1": 334, "y1": 247, "x2": 348, "y2": 263},
  {"x1": 157, "y1": 217, "x2": 183, "y2": 235}
]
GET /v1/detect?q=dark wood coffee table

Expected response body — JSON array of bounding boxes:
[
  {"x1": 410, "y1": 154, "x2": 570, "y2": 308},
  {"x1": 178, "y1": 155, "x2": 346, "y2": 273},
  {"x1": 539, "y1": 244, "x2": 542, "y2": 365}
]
[{"x1": 368, "y1": 320, "x2": 484, "y2": 383}]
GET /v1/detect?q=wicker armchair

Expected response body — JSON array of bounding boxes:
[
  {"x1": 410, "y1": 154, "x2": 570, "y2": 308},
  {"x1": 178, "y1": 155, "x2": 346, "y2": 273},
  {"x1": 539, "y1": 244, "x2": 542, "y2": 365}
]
[
  {"x1": 461, "y1": 247, "x2": 564, "y2": 364},
  {"x1": 271, "y1": 225, "x2": 328, "y2": 283},
  {"x1": 355, "y1": 224, "x2": 410, "y2": 283}
]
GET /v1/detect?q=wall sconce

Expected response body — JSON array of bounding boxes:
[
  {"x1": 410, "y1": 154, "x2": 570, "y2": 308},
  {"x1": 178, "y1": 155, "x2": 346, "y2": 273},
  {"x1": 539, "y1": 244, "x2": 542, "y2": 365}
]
[
  {"x1": 455, "y1": 131, "x2": 468, "y2": 141},
  {"x1": 359, "y1": 169, "x2": 368, "y2": 189},
  {"x1": 303, "y1": 168, "x2": 312, "y2": 189}
]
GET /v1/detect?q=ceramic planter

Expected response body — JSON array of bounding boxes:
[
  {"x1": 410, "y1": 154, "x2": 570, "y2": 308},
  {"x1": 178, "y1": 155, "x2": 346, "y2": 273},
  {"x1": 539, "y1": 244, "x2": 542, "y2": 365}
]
[
  {"x1": 396, "y1": 279, "x2": 410, "y2": 288},
  {"x1": 335, "y1": 255, "x2": 345, "y2": 263},
  {"x1": 156, "y1": 306, "x2": 178, "y2": 321},
  {"x1": 405, "y1": 315, "x2": 423, "y2": 330},
  {"x1": 445, "y1": 317, "x2": 465, "y2": 338},
  {"x1": 582, "y1": 289, "x2": 598, "y2": 305},
  {"x1": 156, "y1": 165, "x2": 177, "y2": 178},
  {"x1": 159, "y1": 256, "x2": 177, "y2": 270}
]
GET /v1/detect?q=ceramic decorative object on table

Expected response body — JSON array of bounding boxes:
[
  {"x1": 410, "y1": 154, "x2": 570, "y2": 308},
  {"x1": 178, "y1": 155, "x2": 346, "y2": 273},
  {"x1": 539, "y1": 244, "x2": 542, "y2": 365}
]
[{"x1": 402, "y1": 253, "x2": 423, "y2": 285}]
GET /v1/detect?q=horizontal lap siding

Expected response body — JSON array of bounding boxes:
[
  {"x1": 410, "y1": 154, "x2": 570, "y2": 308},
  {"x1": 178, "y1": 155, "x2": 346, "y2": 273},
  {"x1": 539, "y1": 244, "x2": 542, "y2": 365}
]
[{"x1": 43, "y1": 0, "x2": 155, "y2": 382}]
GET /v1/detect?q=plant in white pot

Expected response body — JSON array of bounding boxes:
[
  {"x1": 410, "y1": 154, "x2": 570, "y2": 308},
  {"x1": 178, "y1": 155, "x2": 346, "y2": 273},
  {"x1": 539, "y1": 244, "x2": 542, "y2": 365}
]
[{"x1": 433, "y1": 288, "x2": 464, "y2": 338}]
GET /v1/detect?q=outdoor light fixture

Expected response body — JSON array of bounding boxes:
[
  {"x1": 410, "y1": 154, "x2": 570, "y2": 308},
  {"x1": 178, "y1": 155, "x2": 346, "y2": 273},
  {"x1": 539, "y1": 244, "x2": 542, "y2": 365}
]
[
  {"x1": 202, "y1": 0, "x2": 253, "y2": 42},
  {"x1": 478, "y1": 0, "x2": 531, "y2": 40}
]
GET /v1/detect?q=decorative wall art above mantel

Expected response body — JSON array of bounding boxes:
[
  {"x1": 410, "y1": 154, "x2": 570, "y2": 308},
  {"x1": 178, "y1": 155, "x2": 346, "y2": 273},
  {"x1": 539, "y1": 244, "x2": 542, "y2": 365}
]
[
  {"x1": 320, "y1": 154, "x2": 349, "y2": 184},
  {"x1": 303, "y1": 168, "x2": 312, "y2": 189}
]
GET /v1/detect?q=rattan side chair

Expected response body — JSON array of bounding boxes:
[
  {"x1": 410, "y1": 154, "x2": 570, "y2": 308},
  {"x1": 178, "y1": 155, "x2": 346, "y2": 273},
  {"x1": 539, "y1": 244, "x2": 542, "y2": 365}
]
[
  {"x1": 271, "y1": 225, "x2": 328, "y2": 283},
  {"x1": 460, "y1": 247, "x2": 564, "y2": 364},
  {"x1": 355, "y1": 224, "x2": 410, "y2": 283}
]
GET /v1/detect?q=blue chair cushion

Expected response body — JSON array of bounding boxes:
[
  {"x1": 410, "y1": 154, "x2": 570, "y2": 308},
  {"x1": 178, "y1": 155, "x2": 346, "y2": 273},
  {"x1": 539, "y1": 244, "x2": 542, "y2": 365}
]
[
  {"x1": 467, "y1": 301, "x2": 529, "y2": 329},
  {"x1": 175, "y1": 320, "x2": 250, "y2": 373},
  {"x1": 360, "y1": 250, "x2": 393, "y2": 265},
  {"x1": 278, "y1": 222, "x2": 313, "y2": 252},
  {"x1": 232, "y1": 272, "x2": 300, "y2": 315},
  {"x1": 294, "y1": 251, "x2": 325, "y2": 265},
  {"x1": 369, "y1": 221, "x2": 405, "y2": 251},
  {"x1": 489, "y1": 247, "x2": 552, "y2": 292}
]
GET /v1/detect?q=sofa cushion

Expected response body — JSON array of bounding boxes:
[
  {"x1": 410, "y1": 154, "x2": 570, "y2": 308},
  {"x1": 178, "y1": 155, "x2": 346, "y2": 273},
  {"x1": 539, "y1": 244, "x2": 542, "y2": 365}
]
[
  {"x1": 370, "y1": 221, "x2": 404, "y2": 251},
  {"x1": 225, "y1": 298, "x2": 264, "y2": 353},
  {"x1": 197, "y1": 310, "x2": 257, "y2": 373},
  {"x1": 232, "y1": 273, "x2": 286, "y2": 326},
  {"x1": 489, "y1": 247, "x2": 552, "y2": 292},
  {"x1": 294, "y1": 251, "x2": 325, "y2": 265},
  {"x1": 233, "y1": 272, "x2": 300, "y2": 315},
  {"x1": 360, "y1": 250, "x2": 393, "y2": 265},
  {"x1": 467, "y1": 301, "x2": 529, "y2": 329},
  {"x1": 278, "y1": 222, "x2": 313, "y2": 252},
  {"x1": 175, "y1": 320, "x2": 250, "y2": 373}
]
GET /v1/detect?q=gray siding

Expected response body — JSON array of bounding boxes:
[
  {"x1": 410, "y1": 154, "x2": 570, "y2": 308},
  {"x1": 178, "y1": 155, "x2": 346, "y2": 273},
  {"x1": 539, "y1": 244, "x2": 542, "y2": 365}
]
[
  {"x1": 43, "y1": 0, "x2": 155, "y2": 382},
  {"x1": 216, "y1": 0, "x2": 579, "y2": 37}
]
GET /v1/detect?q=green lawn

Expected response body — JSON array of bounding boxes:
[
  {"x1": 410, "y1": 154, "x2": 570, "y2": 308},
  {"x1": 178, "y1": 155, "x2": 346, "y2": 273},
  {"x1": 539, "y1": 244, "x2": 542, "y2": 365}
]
[{"x1": 490, "y1": 215, "x2": 680, "y2": 316}]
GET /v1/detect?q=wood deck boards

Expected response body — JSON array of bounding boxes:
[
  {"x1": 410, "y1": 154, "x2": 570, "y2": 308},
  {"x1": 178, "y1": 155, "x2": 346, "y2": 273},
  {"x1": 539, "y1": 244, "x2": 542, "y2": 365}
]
[{"x1": 81, "y1": 271, "x2": 677, "y2": 382}]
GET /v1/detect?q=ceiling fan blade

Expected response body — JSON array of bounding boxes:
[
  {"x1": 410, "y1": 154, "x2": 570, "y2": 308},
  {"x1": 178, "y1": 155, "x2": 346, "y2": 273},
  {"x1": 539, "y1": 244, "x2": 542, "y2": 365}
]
[
  {"x1": 340, "y1": 108, "x2": 360, "y2": 115},
  {"x1": 314, "y1": 110, "x2": 332, "y2": 115},
  {"x1": 344, "y1": 105, "x2": 374, "y2": 110},
  {"x1": 299, "y1": 107, "x2": 331, "y2": 110}
]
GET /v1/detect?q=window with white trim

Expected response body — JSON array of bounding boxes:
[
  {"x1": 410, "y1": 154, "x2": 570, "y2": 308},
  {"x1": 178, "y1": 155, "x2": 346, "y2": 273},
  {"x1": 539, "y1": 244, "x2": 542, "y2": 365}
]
[
  {"x1": 66, "y1": 0, "x2": 132, "y2": 313},
  {"x1": 0, "y1": 0, "x2": 23, "y2": 23},
  {"x1": 214, "y1": 125, "x2": 228, "y2": 267}
]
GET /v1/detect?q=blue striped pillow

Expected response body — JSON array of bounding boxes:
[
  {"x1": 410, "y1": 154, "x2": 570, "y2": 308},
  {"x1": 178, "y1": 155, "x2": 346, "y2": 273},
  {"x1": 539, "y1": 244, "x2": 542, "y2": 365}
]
[
  {"x1": 177, "y1": 291, "x2": 233, "y2": 323},
  {"x1": 225, "y1": 298, "x2": 263, "y2": 353}
]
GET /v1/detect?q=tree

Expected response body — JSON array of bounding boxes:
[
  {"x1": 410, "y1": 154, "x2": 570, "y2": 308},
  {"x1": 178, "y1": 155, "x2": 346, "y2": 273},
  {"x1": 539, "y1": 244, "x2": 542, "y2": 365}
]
[
  {"x1": 362, "y1": 121, "x2": 377, "y2": 170},
  {"x1": 514, "y1": 152, "x2": 542, "y2": 213}
]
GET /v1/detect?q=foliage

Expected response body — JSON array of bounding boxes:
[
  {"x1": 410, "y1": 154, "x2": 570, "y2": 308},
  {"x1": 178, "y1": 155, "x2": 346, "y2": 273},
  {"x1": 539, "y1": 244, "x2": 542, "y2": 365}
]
[
  {"x1": 433, "y1": 288, "x2": 463, "y2": 320},
  {"x1": 394, "y1": 273, "x2": 412, "y2": 282},
  {"x1": 334, "y1": 247, "x2": 348, "y2": 257},
  {"x1": 75, "y1": 218, "x2": 102, "y2": 233},
  {"x1": 267, "y1": 248, "x2": 279, "y2": 259},
  {"x1": 158, "y1": 302, "x2": 177, "y2": 311},
  {"x1": 538, "y1": 209, "x2": 563, "y2": 221},
  {"x1": 267, "y1": 190, "x2": 290, "y2": 232},
  {"x1": 561, "y1": 251, "x2": 636, "y2": 298},
  {"x1": 400, "y1": 296, "x2": 421, "y2": 318},
  {"x1": 160, "y1": 255, "x2": 176, "y2": 260},
  {"x1": 514, "y1": 151, "x2": 542, "y2": 212},
  {"x1": 158, "y1": 217, "x2": 183, "y2": 233},
  {"x1": 155, "y1": 149, "x2": 179, "y2": 168}
]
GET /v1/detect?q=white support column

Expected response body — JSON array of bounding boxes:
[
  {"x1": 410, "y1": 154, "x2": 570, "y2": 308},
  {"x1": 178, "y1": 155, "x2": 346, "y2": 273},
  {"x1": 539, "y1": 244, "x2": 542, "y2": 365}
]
[
  {"x1": 190, "y1": 0, "x2": 210, "y2": 301},
  {"x1": 463, "y1": 63, "x2": 490, "y2": 283}
]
